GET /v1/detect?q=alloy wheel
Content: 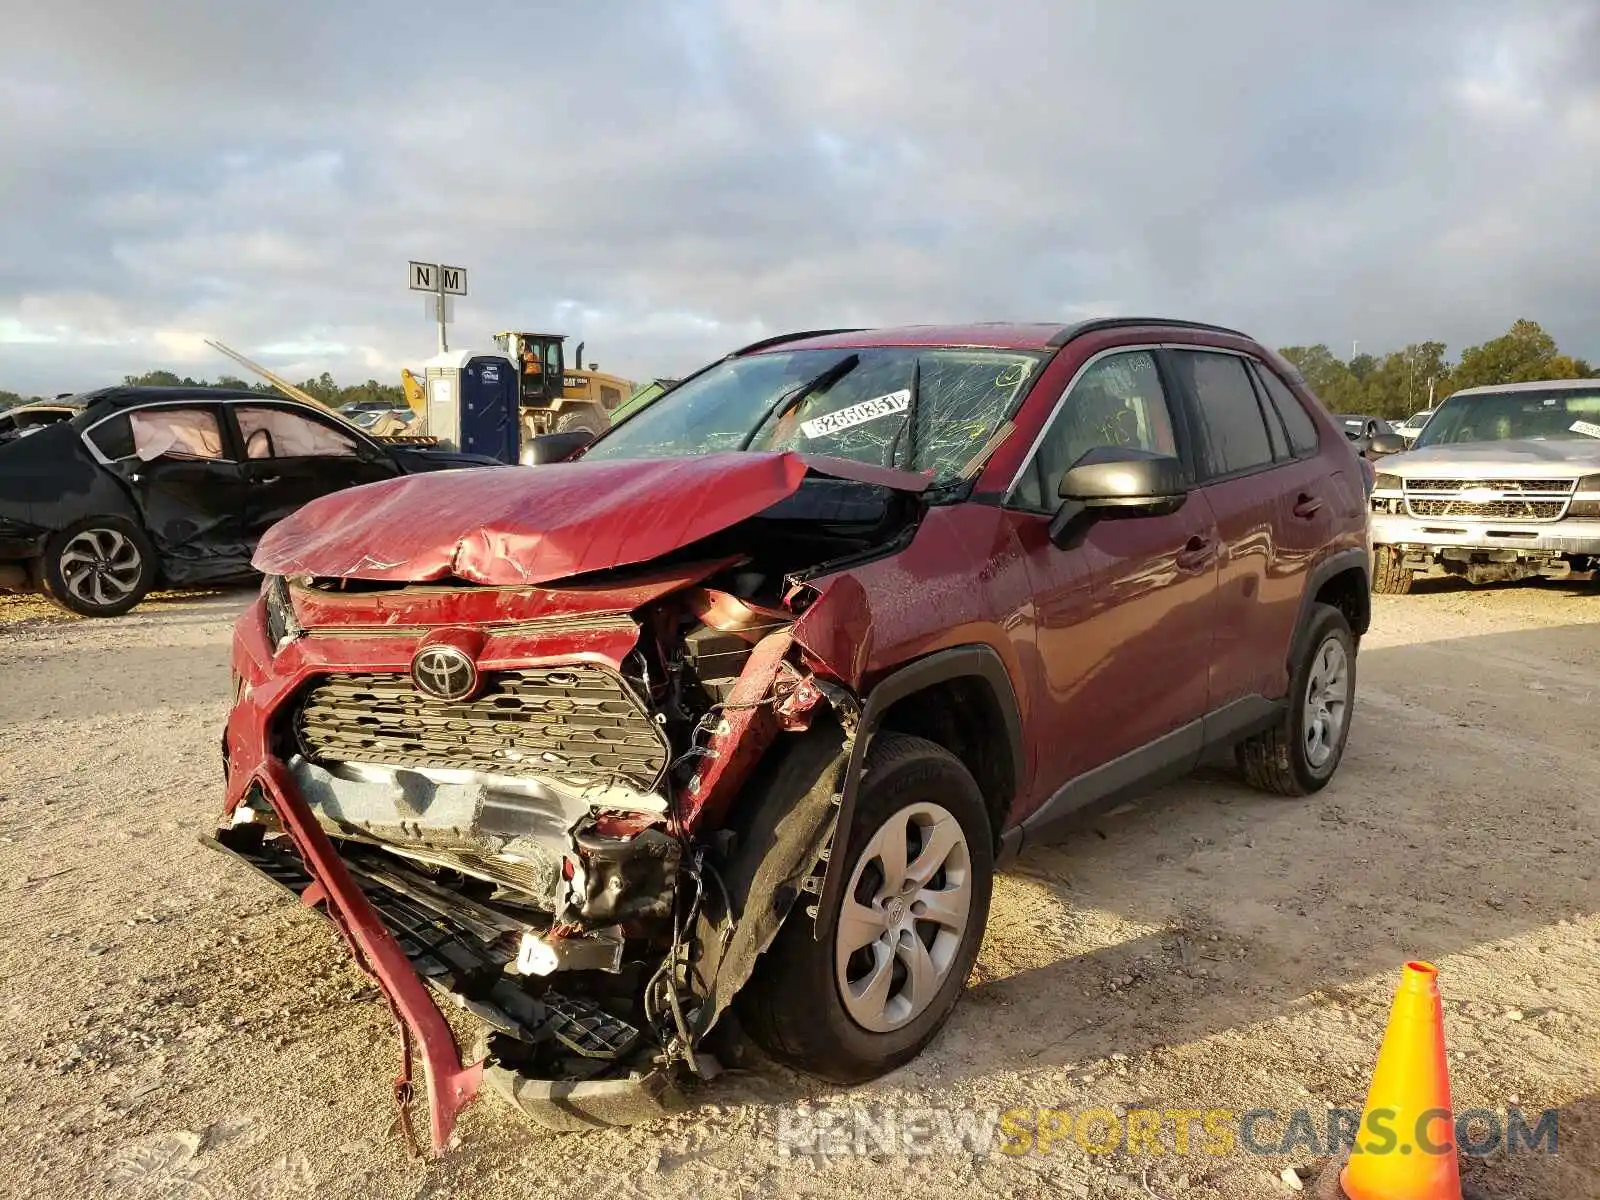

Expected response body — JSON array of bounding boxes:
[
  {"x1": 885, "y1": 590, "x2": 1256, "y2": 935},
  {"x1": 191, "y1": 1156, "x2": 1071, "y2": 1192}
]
[
  {"x1": 59, "y1": 528, "x2": 143, "y2": 610},
  {"x1": 834, "y1": 801, "x2": 974, "y2": 1033},
  {"x1": 1302, "y1": 635, "x2": 1351, "y2": 769}
]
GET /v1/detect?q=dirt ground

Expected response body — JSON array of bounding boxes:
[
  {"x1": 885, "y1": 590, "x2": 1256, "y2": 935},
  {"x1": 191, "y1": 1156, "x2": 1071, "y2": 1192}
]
[{"x1": 1, "y1": 580, "x2": 1597, "y2": 1199}]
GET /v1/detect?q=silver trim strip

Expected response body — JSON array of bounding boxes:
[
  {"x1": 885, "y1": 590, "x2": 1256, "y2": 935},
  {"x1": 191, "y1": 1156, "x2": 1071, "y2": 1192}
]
[
  {"x1": 1001, "y1": 342, "x2": 1164, "y2": 502},
  {"x1": 1001, "y1": 342, "x2": 1289, "y2": 504},
  {"x1": 78, "y1": 396, "x2": 382, "y2": 467}
]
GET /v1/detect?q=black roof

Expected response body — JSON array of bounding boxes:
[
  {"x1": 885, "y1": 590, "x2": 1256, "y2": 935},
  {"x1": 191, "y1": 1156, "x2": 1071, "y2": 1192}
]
[
  {"x1": 68, "y1": 386, "x2": 297, "y2": 416},
  {"x1": 727, "y1": 317, "x2": 1252, "y2": 358},
  {"x1": 1046, "y1": 316, "x2": 1250, "y2": 345}
]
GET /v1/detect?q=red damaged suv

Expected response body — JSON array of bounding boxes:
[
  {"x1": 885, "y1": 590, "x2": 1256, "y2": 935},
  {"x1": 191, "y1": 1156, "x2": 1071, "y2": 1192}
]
[{"x1": 210, "y1": 319, "x2": 1371, "y2": 1148}]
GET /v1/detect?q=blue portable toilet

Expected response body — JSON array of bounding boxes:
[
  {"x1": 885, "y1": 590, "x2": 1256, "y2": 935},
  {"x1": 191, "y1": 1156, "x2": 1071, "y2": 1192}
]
[{"x1": 422, "y1": 349, "x2": 520, "y2": 463}]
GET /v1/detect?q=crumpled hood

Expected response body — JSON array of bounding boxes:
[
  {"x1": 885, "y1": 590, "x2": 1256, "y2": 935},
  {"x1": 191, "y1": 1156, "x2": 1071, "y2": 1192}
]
[
  {"x1": 1384, "y1": 438, "x2": 1600, "y2": 476},
  {"x1": 252, "y1": 451, "x2": 927, "y2": 586}
]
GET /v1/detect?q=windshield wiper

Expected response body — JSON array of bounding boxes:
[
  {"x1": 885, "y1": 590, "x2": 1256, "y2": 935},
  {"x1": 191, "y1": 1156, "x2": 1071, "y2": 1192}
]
[
  {"x1": 885, "y1": 358, "x2": 921, "y2": 471},
  {"x1": 738, "y1": 354, "x2": 860, "y2": 451}
]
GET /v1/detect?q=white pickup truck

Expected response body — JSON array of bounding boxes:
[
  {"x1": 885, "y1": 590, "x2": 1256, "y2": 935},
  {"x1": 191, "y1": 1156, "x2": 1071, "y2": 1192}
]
[{"x1": 1368, "y1": 378, "x2": 1600, "y2": 592}]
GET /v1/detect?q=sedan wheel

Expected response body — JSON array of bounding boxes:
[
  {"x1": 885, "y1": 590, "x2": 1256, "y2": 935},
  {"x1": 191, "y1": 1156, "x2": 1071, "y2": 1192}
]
[
  {"x1": 40, "y1": 519, "x2": 157, "y2": 617},
  {"x1": 59, "y1": 528, "x2": 145, "y2": 610}
]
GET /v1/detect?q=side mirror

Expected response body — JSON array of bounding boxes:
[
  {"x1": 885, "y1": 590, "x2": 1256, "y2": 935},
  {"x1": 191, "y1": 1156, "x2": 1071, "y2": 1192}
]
[
  {"x1": 520, "y1": 429, "x2": 595, "y2": 466},
  {"x1": 1367, "y1": 433, "x2": 1406, "y2": 458},
  {"x1": 1049, "y1": 447, "x2": 1188, "y2": 548}
]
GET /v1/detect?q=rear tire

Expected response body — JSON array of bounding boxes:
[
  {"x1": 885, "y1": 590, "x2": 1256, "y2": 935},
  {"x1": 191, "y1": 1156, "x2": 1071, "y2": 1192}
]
[
  {"x1": 1372, "y1": 546, "x2": 1415, "y2": 594},
  {"x1": 739, "y1": 733, "x2": 994, "y2": 1084},
  {"x1": 553, "y1": 405, "x2": 608, "y2": 437},
  {"x1": 1236, "y1": 603, "x2": 1356, "y2": 797},
  {"x1": 39, "y1": 517, "x2": 157, "y2": 617}
]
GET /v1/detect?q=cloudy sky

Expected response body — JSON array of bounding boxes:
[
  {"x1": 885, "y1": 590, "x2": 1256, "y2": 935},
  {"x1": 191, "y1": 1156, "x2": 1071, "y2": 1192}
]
[{"x1": 3, "y1": 0, "x2": 1597, "y2": 395}]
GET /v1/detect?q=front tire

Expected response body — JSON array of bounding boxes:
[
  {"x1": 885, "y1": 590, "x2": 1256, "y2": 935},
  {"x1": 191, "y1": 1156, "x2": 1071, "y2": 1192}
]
[
  {"x1": 1236, "y1": 603, "x2": 1356, "y2": 796},
  {"x1": 39, "y1": 517, "x2": 157, "y2": 617},
  {"x1": 553, "y1": 405, "x2": 608, "y2": 437},
  {"x1": 739, "y1": 733, "x2": 994, "y2": 1084},
  {"x1": 1372, "y1": 545, "x2": 1415, "y2": 594}
]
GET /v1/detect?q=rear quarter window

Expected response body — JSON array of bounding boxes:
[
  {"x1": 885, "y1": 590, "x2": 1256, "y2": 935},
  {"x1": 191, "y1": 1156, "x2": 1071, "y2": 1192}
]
[
  {"x1": 1253, "y1": 365, "x2": 1321, "y2": 457},
  {"x1": 85, "y1": 413, "x2": 135, "y2": 461}
]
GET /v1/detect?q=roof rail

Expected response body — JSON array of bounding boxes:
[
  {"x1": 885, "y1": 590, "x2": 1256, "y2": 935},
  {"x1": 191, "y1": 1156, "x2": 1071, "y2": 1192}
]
[
  {"x1": 727, "y1": 328, "x2": 868, "y2": 357},
  {"x1": 1047, "y1": 317, "x2": 1250, "y2": 346}
]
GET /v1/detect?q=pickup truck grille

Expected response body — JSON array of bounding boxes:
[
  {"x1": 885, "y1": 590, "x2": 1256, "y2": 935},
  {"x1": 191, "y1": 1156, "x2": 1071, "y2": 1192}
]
[
  {"x1": 1402, "y1": 478, "x2": 1576, "y2": 523},
  {"x1": 1406, "y1": 498, "x2": 1567, "y2": 521},
  {"x1": 293, "y1": 666, "x2": 668, "y2": 791},
  {"x1": 1402, "y1": 478, "x2": 1576, "y2": 494}
]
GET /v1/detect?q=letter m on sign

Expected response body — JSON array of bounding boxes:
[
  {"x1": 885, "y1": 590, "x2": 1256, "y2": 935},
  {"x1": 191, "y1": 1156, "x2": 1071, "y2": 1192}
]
[{"x1": 440, "y1": 265, "x2": 468, "y2": 296}]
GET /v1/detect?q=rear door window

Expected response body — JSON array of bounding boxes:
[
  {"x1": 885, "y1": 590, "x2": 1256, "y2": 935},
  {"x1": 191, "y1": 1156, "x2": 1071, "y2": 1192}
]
[
  {"x1": 1168, "y1": 351, "x2": 1275, "y2": 480},
  {"x1": 127, "y1": 408, "x2": 227, "y2": 461}
]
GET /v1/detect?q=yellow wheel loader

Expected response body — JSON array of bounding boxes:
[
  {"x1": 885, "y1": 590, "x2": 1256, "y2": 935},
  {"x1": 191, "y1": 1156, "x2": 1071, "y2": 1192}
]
[{"x1": 491, "y1": 332, "x2": 634, "y2": 441}]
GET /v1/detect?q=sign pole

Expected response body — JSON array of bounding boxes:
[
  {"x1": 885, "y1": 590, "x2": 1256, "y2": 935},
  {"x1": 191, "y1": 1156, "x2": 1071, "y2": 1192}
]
[{"x1": 409, "y1": 261, "x2": 466, "y2": 358}]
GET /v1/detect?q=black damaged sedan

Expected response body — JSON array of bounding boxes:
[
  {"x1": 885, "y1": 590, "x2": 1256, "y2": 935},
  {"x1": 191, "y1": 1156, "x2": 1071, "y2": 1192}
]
[{"x1": 0, "y1": 386, "x2": 498, "y2": 617}]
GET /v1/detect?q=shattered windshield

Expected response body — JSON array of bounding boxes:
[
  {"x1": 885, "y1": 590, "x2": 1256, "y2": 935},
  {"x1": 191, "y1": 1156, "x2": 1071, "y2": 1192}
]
[
  {"x1": 1412, "y1": 388, "x2": 1600, "y2": 447},
  {"x1": 580, "y1": 347, "x2": 1046, "y2": 486}
]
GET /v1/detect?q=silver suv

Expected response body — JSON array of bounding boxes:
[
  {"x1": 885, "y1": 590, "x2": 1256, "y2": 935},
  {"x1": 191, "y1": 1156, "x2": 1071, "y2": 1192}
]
[{"x1": 1369, "y1": 378, "x2": 1600, "y2": 592}]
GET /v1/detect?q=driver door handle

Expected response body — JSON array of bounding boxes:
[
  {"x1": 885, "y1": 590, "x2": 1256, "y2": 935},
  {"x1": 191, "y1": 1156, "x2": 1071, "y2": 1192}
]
[
  {"x1": 1293, "y1": 493, "x2": 1324, "y2": 519},
  {"x1": 1176, "y1": 534, "x2": 1215, "y2": 572},
  {"x1": 256, "y1": 475, "x2": 281, "y2": 486}
]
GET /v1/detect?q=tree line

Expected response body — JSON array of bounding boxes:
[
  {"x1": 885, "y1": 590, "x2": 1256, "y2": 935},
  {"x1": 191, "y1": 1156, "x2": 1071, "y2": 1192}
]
[
  {"x1": 3, "y1": 318, "x2": 1592, "y2": 419},
  {"x1": 0, "y1": 371, "x2": 406, "y2": 411},
  {"x1": 1278, "y1": 319, "x2": 1592, "y2": 420}
]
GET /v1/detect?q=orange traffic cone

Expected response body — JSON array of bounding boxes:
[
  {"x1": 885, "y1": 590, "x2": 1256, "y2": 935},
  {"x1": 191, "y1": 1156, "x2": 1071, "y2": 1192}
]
[{"x1": 1335, "y1": 961, "x2": 1463, "y2": 1200}]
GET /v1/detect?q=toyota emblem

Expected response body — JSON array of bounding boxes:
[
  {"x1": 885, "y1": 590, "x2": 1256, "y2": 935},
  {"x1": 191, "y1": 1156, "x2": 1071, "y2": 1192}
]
[{"x1": 411, "y1": 644, "x2": 479, "y2": 702}]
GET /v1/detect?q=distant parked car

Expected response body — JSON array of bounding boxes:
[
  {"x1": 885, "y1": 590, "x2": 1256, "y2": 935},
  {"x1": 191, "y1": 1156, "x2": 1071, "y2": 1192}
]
[
  {"x1": 0, "y1": 386, "x2": 500, "y2": 617},
  {"x1": 1394, "y1": 409, "x2": 1434, "y2": 445},
  {"x1": 346, "y1": 406, "x2": 416, "y2": 432},
  {"x1": 0, "y1": 403, "x2": 78, "y2": 444},
  {"x1": 1332, "y1": 415, "x2": 1395, "y2": 460}
]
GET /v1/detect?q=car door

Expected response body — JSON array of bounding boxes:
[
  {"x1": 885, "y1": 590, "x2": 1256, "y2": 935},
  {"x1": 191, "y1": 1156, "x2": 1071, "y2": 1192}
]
[
  {"x1": 85, "y1": 403, "x2": 254, "y2": 580},
  {"x1": 231, "y1": 404, "x2": 401, "y2": 540},
  {"x1": 1247, "y1": 362, "x2": 1355, "y2": 696},
  {"x1": 1162, "y1": 349, "x2": 1309, "y2": 715},
  {"x1": 1004, "y1": 347, "x2": 1220, "y2": 804}
]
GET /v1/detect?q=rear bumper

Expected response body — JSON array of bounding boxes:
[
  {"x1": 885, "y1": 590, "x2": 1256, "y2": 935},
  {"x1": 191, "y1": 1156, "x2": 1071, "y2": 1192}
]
[
  {"x1": 1371, "y1": 513, "x2": 1600, "y2": 559},
  {"x1": 0, "y1": 525, "x2": 46, "y2": 590}
]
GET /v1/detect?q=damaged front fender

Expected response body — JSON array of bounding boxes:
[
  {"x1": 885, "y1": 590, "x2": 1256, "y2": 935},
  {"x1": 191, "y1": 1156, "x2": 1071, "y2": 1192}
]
[{"x1": 689, "y1": 721, "x2": 850, "y2": 1037}]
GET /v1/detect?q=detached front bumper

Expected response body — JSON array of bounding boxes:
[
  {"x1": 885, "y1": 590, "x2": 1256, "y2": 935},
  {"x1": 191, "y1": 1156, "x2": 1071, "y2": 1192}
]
[
  {"x1": 202, "y1": 822, "x2": 687, "y2": 1141},
  {"x1": 214, "y1": 595, "x2": 686, "y2": 1152}
]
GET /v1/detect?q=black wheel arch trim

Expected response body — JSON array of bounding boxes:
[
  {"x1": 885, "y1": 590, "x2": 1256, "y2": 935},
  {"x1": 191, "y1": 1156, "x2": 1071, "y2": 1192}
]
[
  {"x1": 810, "y1": 643, "x2": 1024, "y2": 941},
  {"x1": 1291, "y1": 546, "x2": 1370, "y2": 664}
]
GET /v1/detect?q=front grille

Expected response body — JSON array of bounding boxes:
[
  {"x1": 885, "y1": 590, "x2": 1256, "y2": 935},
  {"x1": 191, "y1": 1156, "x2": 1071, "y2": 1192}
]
[
  {"x1": 1406, "y1": 498, "x2": 1567, "y2": 521},
  {"x1": 1402, "y1": 478, "x2": 1576, "y2": 494},
  {"x1": 294, "y1": 666, "x2": 668, "y2": 791},
  {"x1": 1408, "y1": 499, "x2": 1568, "y2": 521}
]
